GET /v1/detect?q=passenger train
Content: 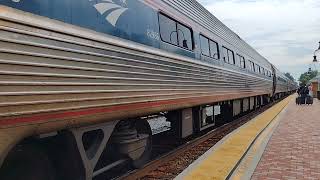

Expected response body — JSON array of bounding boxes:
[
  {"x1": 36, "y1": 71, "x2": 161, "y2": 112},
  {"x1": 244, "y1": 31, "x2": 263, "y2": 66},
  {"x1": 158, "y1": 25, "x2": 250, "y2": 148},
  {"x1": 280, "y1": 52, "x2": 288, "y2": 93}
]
[{"x1": 0, "y1": 0, "x2": 296, "y2": 180}]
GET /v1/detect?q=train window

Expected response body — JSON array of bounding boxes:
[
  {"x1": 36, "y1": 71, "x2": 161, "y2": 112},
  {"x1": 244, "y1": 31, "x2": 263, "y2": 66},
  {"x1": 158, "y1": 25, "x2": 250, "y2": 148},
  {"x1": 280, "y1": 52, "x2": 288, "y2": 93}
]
[
  {"x1": 200, "y1": 35, "x2": 210, "y2": 56},
  {"x1": 159, "y1": 13, "x2": 193, "y2": 50},
  {"x1": 209, "y1": 41, "x2": 219, "y2": 59},
  {"x1": 177, "y1": 23, "x2": 193, "y2": 50},
  {"x1": 235, "y1": 54, "x2": 241, "y2": 67},
  {"x1": 237, "y1": 54, "x2": 246, "y2": 68},
  {"x1": 222, "y1": 47, "x2": 235, "y2": 64},
  {"x1": 255, "y1": 64, "x2": 259, "y2": 73},
  {"x1": 246, "y1": 60, "x2": 250, "y2": 70},
  {"x1": 240, "y1": 56, "x2": 246, "y2": 69},
  {"x1": 252, "y1": 63, "x2": 256, "y2": 72},
  {"x1": 200, "y1": 35, "x2": 220, "y2": 60},
  {"x1": 222, "y1": 47, "x2": 228, "y2": 63},
  {"x1": 159, "y1": 14, "x2": 178, "y2": 45},
  {"x1": 228, "y1": 50, "x2": 235, "y2": 64},
  {"x1": 259, "y1": 66, "x2": 262, "y2": 74}
]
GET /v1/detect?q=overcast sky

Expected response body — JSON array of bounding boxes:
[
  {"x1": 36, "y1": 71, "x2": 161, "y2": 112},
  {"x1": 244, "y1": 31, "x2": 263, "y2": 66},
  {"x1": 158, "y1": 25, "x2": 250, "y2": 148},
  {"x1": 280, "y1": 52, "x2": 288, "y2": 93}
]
[{"x1": 198, "y1": 0, "x2": 320, "y2": 79}]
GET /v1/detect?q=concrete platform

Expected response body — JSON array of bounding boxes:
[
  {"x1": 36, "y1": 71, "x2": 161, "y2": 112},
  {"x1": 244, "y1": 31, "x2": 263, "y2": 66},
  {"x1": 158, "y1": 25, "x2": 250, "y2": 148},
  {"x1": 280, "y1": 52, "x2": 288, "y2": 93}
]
[
  {"x1": 176, "y1": 96, "x2": 294, "y2": 179},
  {"x1": 251, "y1": 98, "x2": 320, "y2": 180},
  {"x1": 176, "y1": 95, "x2": 320, "y2": 179}
]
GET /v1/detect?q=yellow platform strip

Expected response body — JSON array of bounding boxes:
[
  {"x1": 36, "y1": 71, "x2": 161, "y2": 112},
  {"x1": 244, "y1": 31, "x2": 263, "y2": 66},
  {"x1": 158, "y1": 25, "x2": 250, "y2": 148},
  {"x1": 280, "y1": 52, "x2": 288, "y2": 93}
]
[
  {"x1": 230, "y1": 102, "x2": 288, "y2": 180},
  {"x1": 182, "y1": 96, "x2": 293, "y2": 180}
]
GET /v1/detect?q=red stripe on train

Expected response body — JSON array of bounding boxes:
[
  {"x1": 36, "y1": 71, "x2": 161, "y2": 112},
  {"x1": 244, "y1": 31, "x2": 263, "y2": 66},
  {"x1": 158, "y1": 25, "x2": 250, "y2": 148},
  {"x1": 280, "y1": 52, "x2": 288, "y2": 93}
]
[
  {"x1": 0, "y1": 92, "x2": 259, "y2": 127},
  {"x1": 0, "y1": 96, "x2": 209, "y2": 127}
]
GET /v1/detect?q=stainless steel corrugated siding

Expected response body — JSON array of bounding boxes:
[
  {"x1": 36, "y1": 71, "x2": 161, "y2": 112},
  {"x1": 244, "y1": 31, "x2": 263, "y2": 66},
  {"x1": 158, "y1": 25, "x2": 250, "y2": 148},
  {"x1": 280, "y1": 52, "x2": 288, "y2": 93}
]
[{"x1": 0, "y1": 8, "x2": 273, "y2": 120}]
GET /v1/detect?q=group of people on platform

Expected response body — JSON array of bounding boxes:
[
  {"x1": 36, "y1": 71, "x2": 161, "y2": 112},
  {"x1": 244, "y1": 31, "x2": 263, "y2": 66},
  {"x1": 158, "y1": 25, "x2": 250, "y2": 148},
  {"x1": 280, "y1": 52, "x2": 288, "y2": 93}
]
[
  {"x1": 296, "y1": 84, "x2": 313, "y2": 105},
  {"x1": 297, "y1": 84, "x2": 312, "y2": 97}
]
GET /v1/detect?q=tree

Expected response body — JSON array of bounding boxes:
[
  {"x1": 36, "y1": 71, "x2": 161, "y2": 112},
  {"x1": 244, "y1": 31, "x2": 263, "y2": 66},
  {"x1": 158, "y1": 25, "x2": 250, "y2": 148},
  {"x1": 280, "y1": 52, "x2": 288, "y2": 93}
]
[
  {"x1": 298, "y1": 70, "x2": 318, "y2": 86},
  {"x1": 284, "y1": 72, "x2": 295, "y2": 81}
]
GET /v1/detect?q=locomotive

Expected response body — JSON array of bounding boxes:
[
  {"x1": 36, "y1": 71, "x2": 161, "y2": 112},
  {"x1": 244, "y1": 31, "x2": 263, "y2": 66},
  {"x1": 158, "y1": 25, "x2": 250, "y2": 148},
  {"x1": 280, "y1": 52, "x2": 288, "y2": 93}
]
[{"x1": 0, "y1": 0, "x2": 296, "y2": 180}]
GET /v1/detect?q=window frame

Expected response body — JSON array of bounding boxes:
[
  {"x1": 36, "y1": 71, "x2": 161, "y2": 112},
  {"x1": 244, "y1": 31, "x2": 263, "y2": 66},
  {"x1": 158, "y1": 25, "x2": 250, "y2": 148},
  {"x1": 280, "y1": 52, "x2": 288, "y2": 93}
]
[
  {"x1": 237, "y1": 54, "x2": 246, "y2": 69},
  {"x1": 255, "y1": 64, "x2": 260, "y2": 73},
  {"x1": 248, "y1": 61, "x2": 253, "y2": 72},
  {"x1": 236, "y1": 54, "x2": 242, "y2": 67},
  {"x1": 158, "y1": 12, "x2": 194, "y2": 51},
  {"x1": 199, "y1": 34, "x2": 220, "y2": 60},
  {"x1": 222, "y1": 46, "x2": 235, "y2": 65},
  {"x1": 258, "y1": 66, "x2": 261, "y2": 74},
  {"x1": 209, "y1": 40, "x2": 220, "y2": 60},
  {"x1": 222, "y1": 47, "x2": 229, "y2": 63},
  {"x1": 252, "y1": 62, "x2": 256, "y2": 72},
  {"x1": 199, "y1": 34, "x2": 210, "y2": 57},
  {"x1": 177, "y1": 23, "x2": 193, "y2": 50}
]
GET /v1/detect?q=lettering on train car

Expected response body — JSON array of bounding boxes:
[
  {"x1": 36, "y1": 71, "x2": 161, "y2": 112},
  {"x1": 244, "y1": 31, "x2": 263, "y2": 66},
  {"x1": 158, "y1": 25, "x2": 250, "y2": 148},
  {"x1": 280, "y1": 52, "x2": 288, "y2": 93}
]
[{"x1": 147, "y1": 28, "x2": 160, "y2": 40}]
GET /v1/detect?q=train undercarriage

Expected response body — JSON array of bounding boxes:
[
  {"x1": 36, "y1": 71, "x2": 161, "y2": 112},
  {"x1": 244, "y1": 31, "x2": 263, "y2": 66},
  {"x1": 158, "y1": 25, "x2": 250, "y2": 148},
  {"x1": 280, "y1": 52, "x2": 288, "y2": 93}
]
[{"x1": 0, "y1": 92, "x2": 294, "y2": 180}]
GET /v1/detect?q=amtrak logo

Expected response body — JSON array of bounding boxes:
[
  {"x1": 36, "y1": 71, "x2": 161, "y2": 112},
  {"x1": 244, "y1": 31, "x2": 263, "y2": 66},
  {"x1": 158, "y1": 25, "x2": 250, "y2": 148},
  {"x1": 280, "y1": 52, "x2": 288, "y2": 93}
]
[{"x1": 92, "y1": 0, "x2": 129, "y2": 27}]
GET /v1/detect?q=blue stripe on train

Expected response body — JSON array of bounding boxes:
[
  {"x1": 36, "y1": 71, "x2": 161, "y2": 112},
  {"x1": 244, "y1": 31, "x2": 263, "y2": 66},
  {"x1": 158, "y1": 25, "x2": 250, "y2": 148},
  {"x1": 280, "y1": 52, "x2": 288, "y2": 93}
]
[{"x1": 1, "y1": 1, "x2": 159, "y2": 47}]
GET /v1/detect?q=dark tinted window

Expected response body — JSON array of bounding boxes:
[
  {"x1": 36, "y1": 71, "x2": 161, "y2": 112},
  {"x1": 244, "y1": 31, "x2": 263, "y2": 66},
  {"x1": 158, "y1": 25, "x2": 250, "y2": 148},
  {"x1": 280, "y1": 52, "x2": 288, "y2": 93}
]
[
  {"x1": 222, "y1": 47, "x2": 228, "y2": 63},
  {"x1": 248, "y1": 61, "x2": 251, "y2": 71},
  {"x1": 222, "y1": 47, "x2": 235, "y2": 64},
  {"x1": 252, "y1": 62, "x2": 256, "y2": 72},
  {"x1": 177, "y1": 23, "x2": 192, "y2": 50},
  {"x1": 209, "y1": 41, "x2": 219, "y2": 59},
  {"x1": 250, "y1": 61, "x2": 256, "y2": 72},
  {"x1": 228, "y1": 49, "x2": 235, "y2": 64},
  {"x1": 255, "y1": 64, "x2": 259, "y2": 73},
  {"x1": 200, "y1": 35, "x2": 210, "y2": 56},
  {"x1": 240, "y1": 56, "x2": 246, "y2": 69},
  {"x1": 237, "y1": 54, "x2": 246, "y2": 68},
  {"x1": 159, "y1": 14, "x2": 178, "y2": 45},
  {"x1": 159, "y1": 13, "x2": 193, "y2": 50},
  {"x1": 235, "y1": 54, "x2": 241, "y2": 67}
]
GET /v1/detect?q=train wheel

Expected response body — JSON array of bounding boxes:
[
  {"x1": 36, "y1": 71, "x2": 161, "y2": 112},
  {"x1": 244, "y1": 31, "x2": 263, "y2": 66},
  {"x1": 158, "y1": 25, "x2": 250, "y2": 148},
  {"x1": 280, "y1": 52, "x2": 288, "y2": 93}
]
[
  {"x1": 0, "y1": 144, "x2": 56, "y2": 180},
  {"x1": 132, "y1": 119, "x2": 152, "y2": 168}
]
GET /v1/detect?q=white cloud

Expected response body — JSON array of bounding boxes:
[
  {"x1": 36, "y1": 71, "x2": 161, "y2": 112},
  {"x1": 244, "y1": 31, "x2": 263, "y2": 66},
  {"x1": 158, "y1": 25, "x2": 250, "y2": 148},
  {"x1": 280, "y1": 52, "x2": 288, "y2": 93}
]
[{"x1": 198, "y1": 0, "x2": 320, "y2": 79}]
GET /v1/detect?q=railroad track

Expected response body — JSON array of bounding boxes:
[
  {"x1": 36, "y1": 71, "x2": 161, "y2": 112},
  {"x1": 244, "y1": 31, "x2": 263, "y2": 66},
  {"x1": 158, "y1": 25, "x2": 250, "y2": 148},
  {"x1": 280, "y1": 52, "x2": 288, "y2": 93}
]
[{"x1": 119, "y1": 100, "x2": 281, "y2": 180}]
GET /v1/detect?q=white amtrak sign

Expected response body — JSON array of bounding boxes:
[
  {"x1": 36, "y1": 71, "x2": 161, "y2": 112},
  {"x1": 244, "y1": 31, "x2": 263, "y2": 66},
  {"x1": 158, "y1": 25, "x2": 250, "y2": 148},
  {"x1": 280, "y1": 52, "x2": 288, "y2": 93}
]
[{"x1": 92, "y1": 0, "x2": 129, "y2": 27}]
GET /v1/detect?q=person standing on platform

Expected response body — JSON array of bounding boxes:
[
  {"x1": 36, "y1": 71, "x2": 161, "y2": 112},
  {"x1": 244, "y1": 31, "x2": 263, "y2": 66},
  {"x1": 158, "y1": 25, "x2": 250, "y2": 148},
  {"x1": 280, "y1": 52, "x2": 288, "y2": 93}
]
[
  {"x1": 308, "y1": 84, "x2": 313, "y2": 98},
  {"x1": 300, "y1": 85, "x2": 309, "y2": 104},
  {"x1": 297, "y1": 85, "x2": 303, "y2": 95}
]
